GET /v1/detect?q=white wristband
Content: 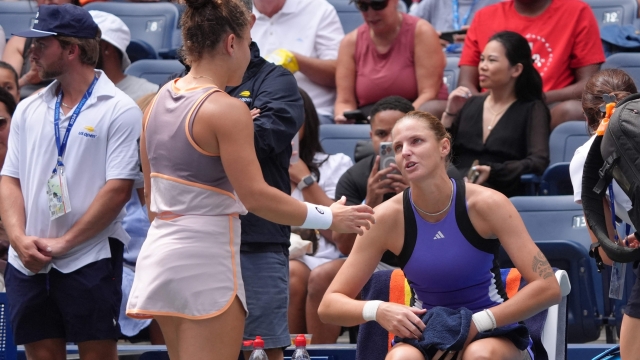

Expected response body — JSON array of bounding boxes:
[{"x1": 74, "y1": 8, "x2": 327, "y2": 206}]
[
  {"x1": 362, "y1": 300, "x2": 383, "y2": 322},
  {"x1": 471, "y1": 309, "x2": 496, "y2": 333},
  {"x1": 301, "y1": 202, "x2": 333, "y2": 230}
]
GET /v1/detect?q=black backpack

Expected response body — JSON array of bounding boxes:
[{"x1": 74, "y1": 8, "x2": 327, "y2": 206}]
[{"x1": 582, "y1": 93, "x2": 640, "y2": 265}]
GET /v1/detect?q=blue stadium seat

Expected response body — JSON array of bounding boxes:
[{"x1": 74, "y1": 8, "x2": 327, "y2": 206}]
[
  {"x1": 602, "y1": 52, "x2": 640, "y2": 86},
  {"x1": 83, "y1": 2, "x2": 181, "y2": 57},
  {"x1": 319, "y1": 124, "x2": 371, "y2": 163},
  {"x1": 443, "y1": 56, "x2": 460, "y2": 94},
  {"x1": 0, "y1": 1, "x2": 37, "y2": 41},
  {"x1": 327, "y1": 0, "x2": 364, "y2": 34},
  {"x1": 124, "y1": 60, "x2": 184, "y2": 87},
  {"x1": 126, "y1": 39, "x2": 158, "y2": 64},
  {"x1": 585, "y1": 0, "x2": 637, "y2": 27}
]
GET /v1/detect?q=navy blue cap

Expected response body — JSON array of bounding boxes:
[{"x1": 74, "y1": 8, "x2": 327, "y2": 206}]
[{"x1": 13, "y1": 4, "x2": 99, "y2": 39}]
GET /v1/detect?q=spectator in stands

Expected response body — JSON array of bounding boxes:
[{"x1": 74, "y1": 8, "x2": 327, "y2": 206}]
[
  {"x1": 90, "y1": 11, "x2": 159, "y2": 102},
  {"x1": 0, "y1": 62, "x2": 20, "y2": 105},
  {"x1": 569, "y1": 68, "x2": 640, "y2": 360},
  {"x1": 0, "y1": 4, "x2": 141, "y2": 359},
  {"x1": 423, "y1": 0, "x2": 604, "y2": 129},
  {"x1": 2, "y1": 0, "x2": 80, "y2": 99},
  {"x1": 288, "y1": 88, "x2": 353, "y2": 338},
  {"x1": 443, "y1": 31, "x2": 550, "y2": 198},
  {"x1": 409, "y1": 0, "x2": 501, "y2": 51},
  {"x1": 252, "y1": 0, "x2": 343, "y2": 124},
  {"x1": 318, "y1": 110, "x2": 561, "y2": 360},
  {"x1": 0, "y1": 87, "x2": 17, "y2": 292},
  {"x1": 334, "y1": 0, "x2": 446, "y2": 123}
]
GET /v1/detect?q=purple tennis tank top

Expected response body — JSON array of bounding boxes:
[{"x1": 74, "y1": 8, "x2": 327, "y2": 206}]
[{"x1": 398, "y1": 179, "x2": 508, "y2": 312}]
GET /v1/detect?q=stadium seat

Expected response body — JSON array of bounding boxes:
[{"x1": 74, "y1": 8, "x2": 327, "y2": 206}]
[
  {"x1": 443, "y1": 56, "x2": 460, "y2": 94},
  {"x1": 522, "y1": 121, "x2": 590, "y2": 195},
  {"x1": 585, "y1": 0, "x2": 637, "y2": 27},
  {"x1": 126, "y1": 39, "x2": 159, "y2": 64},
  {"x1": 319, "y1": 124, "x2": 371, "y2": 162},
  {"x1": 83, "y1": 2, "x2": 181, "y2": 57},
  {"x1": 602, "y1": 52, "x2": 640, "y2": 86},
  {"x1": 0, "y1": 1, "x2": 37, "y2": 41},
  {"x1": 124, "y1": 60, "x2": 184, "y2": 87},
  {"x1": 327, "y1": 0, "x2": 364, "y2": 34}
]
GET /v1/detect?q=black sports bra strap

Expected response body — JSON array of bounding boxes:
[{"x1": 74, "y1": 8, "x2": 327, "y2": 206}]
[
  {"x1": 453, "y1": 179, "x2": 500, "y2": 254},
  {"x1": 398, "y1": 188, "x2": 417, "y2": 269}
]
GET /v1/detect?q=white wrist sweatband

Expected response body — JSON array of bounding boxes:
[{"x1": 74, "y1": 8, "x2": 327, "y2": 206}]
[
  {"x1": 471, "y1": 309, "x2": 496, "y2": 333},
  {"x1": 301, "y1": 202, "x2": 333, "y2": 230},
  {"x1": 362, "y1": 300, "x2": 383, "y2": 322}
]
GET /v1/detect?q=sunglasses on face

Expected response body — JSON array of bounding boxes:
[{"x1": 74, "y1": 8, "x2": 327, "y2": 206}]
[{"x1": 354, "y1": 0, "x2": 389, "y2": 12}]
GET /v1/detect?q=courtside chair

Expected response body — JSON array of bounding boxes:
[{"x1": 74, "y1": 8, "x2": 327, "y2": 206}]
[
  {"x1": 443, "y1": 56, "x2": 460, "y2": 94},
  {"x1": 319, "y1": 124, "x2": 371, "y2": 163},
  {"x1": 602, "y1": 52, "x2": 640, "y2": 86},
  {"x1": 0, "y1": 1, "x2": 37, "y2": 42}
]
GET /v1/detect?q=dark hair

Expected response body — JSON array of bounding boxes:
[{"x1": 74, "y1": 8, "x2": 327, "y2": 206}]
[
  {"x1": 370, "y1": 96, "x2": 415, "y2": 122},
  {"x1": 394, "y1": 111, "x2": 452, "y2": 167},
  {"x1": 299, "y1": 88, "x2": 325, "y2": 182},
  {"x1": 180, "y1": 0, "x2": 250, "y2": 65},
  {"x1": 582, "y1": 69, "x2": 637, "y2": 133},
  {"x1": 488, "y1": 31, "x2": 544, "y2": 102},
  {"x1": 0, "y1": 61, "x2": 19, "y2": 90},
  {"x1": 0, "y1": 87, "x2": 17, "y2": 116}
]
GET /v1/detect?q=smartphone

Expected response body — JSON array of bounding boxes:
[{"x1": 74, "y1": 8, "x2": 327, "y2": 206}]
[
  {"x1": 439, "y1": 29, "x2": 467, "y2": 44},
  {"x1": 467, "y1": 160, "x2": 480, "y2": 183},
  {"x1": 343, "y1": 110, "x2": 369, "y2": 124},
  {"x1": 379, "y1": 142, "x2": 397, "y2": 171}
]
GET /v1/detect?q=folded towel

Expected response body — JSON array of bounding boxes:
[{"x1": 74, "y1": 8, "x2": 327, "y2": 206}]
[{"x1": 395, "y1": 307, "x2": 531, "y2": 359}]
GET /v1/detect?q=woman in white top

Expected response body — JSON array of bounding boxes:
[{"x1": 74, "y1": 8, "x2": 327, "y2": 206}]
[
  {"x1": 568, "y1": 68, "x2": 640, "y2": 360},
  {"x1": 288, "y1": 88, "x2": 353, "y2": 337}
]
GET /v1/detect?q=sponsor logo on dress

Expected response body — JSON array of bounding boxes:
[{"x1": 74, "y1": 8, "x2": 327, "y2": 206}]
[{"x1": 433, "y1": 231, "x2": 445, "y2": 240}]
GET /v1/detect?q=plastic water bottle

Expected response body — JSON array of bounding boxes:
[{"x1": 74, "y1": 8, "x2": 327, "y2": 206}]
[
  {"x1": 248, "y1": 336, "x2": 268, "y2": 360},
  {"x1": 291, "y1": 334, "x2": 311, "y2": 360}
]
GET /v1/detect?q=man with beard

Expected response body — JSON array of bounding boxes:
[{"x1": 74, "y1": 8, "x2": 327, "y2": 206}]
[{"x1": 0, "y1": 4, "x2": 141, "y2": 360}]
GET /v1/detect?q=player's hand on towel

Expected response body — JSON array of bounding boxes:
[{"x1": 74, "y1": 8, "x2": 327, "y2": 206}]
[{"x1": 376, "y1": 302, "x2": 426, "y2": 340}]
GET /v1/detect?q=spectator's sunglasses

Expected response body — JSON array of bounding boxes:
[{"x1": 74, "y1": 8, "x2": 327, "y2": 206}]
[{"x1": 353, "y1": 0, "x2": 389, "y2": 12}]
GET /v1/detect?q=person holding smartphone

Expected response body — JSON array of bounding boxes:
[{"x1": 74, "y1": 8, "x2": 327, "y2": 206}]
[{"x1": 442, "y1": 31, "x2": 550, "y2": 198}]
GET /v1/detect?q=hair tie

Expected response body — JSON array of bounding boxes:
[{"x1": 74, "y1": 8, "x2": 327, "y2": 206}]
[{"x1": 596, "y1": 94, "x2": 617, "y2": 136}]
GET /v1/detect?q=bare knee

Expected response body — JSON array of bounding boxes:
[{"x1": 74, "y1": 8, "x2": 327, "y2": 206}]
[
  {"x1": 24, "y1": 339, "x2": 66, "y2": 360},
  {"x1": 550, "y1": 100, "x2": 584, "y2": 130},
  {"x1": 418, "y1": 99, "x2": 448, "y2": 119},
  {"x1": 77, "y1": 340, "x2": 118, "y2": 360},
  {"x1": 386, "y1": 344, "x2": 424, "y2": 360},
  {"x1": 307, "y1": 260, "x2": 343, "y2": 301},
  {"x1": 289, "y1": 260, "x2": 310, "y2": 298}
]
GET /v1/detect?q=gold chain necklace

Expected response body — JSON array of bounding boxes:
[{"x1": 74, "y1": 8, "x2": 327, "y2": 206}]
[
  {"x1": 410, "y1": 180, "x2": 454, "y2": 217},
  {"x1": 486, "y1": 99, "x2": 514, "y2": 130}
]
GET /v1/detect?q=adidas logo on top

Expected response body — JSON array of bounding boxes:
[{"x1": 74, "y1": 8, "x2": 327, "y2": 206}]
[{"x1": 433, "y1": 231, "x2": 445, "y2": 240}]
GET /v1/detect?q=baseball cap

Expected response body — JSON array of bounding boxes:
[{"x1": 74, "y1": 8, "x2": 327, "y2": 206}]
[
  {"x1": 89, "y1": 11, "x2": 132, "y2": 71},
  {"x1": 13, "y1": 4, "x2": 99, "y2": 39}
]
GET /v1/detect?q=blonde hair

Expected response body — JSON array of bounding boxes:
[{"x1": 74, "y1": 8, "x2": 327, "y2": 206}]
[
  {"x1": 56, "y1": 29, "x2": 102, "y2": 67},
  {"x1": 394, "y1": 111, "x2": 453, "y2": 166}
]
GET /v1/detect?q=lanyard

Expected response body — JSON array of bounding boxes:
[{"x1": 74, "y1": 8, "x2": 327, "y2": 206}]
[
  {"x1": 53, "y1": 75, "x2": 99, "y2": 173},
  {"x1": 452, "y1": 0, "x2": 478, "y2": 30},
  {"x1": 608, "y1": 183, "x2": 632, "y2": 244}
]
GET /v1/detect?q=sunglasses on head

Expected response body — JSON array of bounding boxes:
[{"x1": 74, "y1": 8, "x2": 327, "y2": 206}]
[{"x1": 354, "y1": 0, "x2": 389, "y2": 12}]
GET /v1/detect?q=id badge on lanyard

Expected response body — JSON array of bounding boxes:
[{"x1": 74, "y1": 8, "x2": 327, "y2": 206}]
[{"x1": 47, "y1": 75, "x2": 98, "y2": 220}]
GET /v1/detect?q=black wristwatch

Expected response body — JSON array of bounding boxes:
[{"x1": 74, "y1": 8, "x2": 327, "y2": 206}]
[{"x1": 297, "y1": 174, "x2": 317, "y2": 190}]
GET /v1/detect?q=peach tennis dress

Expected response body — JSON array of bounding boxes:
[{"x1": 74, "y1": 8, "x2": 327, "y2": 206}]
[{"x1": 127, "y1": 81, "x2": 248, "y2": 320}]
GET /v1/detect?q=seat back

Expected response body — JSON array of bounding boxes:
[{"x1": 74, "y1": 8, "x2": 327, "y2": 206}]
[
  {"x1": 358, "y1": 269, "x2": 570, "y2": 360},
  {"x1": 319, "y1": 124, "x2": 371, "y2": 162},
  {"x1": 585, "y1": 0, "x2": 637, "y2": 27},
  {"x1": 602, "y1": 52, "x2": 640, "y2": 87},
  {"x1": 126, "y1": 39, "x2": 159, "y2": 64},
  {"x1": 0, "y1": 1, "x2": 37, "y2": 41},
  {"x1": 549, "y1": 121, "x2": 590, "y2": 165},
  {"x1": 83, "y1": 2, "x2": 180, "y2": 55},
  {"x1": 124, "y1": 60, "x2": 184, "y2": 87},
  {"x1": 327, "y1": 0, "x2": 364, "y2": 34},
  {"x1": 443, "y1": 56, "x2": 460, "y2": 94}
]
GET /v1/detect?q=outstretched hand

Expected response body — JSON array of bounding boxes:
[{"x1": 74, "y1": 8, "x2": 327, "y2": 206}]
[
  {"x1": 329, "y1": 196, "x2": 375, "y2": 235},
  {"x1": 376, "y1": 302, "x2": 426, "y2": 340}
]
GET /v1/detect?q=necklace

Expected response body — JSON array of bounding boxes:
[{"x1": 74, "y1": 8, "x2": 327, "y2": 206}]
[
  {"x1": 411, "y1": 180, "x2": 454, "y2": 217},
  {"x1": 61, "y1": 102, "x2": 74, "y2": 109},
  {"x1": 485, "y1": 98, "x2": 515, "y2": 130}
]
